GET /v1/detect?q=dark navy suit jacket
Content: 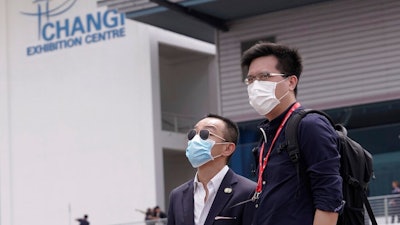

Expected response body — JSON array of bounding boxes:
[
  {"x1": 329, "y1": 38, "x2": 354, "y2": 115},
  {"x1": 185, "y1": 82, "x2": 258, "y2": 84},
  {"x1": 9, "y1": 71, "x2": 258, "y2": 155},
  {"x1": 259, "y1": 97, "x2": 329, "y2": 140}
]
[{"x1": 167, "y1": 168, "x2": 256, "y2": 225}]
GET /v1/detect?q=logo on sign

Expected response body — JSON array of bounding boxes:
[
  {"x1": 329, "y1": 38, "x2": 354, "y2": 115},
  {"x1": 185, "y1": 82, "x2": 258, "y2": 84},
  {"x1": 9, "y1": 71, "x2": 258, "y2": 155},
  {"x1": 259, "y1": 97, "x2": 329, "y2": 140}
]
[{"x1": 21, "y1": 0, "x2": 126, "y2": 56}]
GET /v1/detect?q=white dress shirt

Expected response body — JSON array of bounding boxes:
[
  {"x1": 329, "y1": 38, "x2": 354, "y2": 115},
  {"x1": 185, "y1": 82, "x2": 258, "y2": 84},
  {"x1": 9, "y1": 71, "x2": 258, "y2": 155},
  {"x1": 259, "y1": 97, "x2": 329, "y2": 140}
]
[{"x1": 193, "y1": 165, "x2": 229, "y2": 225}]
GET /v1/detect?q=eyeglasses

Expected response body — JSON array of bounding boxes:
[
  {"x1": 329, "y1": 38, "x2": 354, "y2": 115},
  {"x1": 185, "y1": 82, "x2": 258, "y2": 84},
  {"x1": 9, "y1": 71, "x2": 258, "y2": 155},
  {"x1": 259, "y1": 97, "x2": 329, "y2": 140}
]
[
  {"x1": 187, "y1": 129, "x2": 226, "y2": 141},
  {"x1": 244, "y1": 72, "x2": 287, "y2": 85}
]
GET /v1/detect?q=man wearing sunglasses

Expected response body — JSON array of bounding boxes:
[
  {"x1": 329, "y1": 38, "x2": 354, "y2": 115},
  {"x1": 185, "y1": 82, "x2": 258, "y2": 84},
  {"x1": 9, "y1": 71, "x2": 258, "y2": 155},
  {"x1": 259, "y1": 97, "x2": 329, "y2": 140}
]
[
  {"x1": 241, "y1": 42, "x2": 343, "y2": 225},
  {"x1": 167, "y1": 114, "x2": 256, "y2": 225}
]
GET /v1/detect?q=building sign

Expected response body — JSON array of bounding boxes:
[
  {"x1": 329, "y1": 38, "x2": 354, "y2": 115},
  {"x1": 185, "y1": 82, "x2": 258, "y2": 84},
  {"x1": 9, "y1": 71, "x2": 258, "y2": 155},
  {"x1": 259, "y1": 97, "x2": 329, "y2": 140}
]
[{"x1": 21, "y1": 0, "x2": 126, "y2": 56}]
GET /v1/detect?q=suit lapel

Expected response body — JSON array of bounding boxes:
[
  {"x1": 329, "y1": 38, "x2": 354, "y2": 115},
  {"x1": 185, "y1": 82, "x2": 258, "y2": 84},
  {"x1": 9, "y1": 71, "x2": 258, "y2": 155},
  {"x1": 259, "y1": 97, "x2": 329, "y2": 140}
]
[
  {"x1": 204, "y1": 169, "x2": 237, "y2": 225},
  {"x1": 182, "y1": 181, "x2": 195, "y2": 225}
]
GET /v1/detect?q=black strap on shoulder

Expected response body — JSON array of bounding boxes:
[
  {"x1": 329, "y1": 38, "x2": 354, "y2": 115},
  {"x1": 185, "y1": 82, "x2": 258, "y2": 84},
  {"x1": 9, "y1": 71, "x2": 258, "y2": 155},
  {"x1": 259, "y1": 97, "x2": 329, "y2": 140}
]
[
  {"x1": 285, "y1": 109, "x2": 334, "y2": 197},
  {"x1": 362, "y1": 191, "x2": 378, "y2": 225},
  {"x1": 285, "y1": 109, "x2": 334, "y2": 163}
]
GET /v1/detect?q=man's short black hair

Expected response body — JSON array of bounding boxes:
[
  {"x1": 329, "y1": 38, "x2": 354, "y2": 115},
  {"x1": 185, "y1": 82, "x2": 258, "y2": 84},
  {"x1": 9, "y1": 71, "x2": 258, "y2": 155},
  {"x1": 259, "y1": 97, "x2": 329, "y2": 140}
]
[{"x1": 205, "y1": 113, "x2": 239, "y2": 145}]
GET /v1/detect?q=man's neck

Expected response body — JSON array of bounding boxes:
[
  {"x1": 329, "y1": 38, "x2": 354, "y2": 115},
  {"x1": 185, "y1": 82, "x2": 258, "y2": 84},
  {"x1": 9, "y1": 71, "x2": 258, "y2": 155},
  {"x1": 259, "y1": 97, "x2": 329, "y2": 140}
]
[{"x1": 197, "y1": 163, "x2": 225, "y2": 186}]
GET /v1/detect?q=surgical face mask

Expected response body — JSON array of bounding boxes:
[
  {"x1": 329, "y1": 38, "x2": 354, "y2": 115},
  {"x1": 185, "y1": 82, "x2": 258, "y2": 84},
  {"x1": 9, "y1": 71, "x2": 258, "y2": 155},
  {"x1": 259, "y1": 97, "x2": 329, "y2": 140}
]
[
  {"x1": 247, "y1": 79, "x2": 288, "y2": 115},
  {"x1": 186, "y1": 135, "x2": 221, "y2": 168}
]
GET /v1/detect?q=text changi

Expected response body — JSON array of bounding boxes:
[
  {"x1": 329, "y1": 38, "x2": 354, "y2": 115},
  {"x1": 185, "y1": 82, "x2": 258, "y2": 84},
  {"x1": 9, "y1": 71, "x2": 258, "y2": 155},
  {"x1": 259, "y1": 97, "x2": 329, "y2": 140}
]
[{"x1": 26, "y1": 9, "x2": 126, "y2": 56}]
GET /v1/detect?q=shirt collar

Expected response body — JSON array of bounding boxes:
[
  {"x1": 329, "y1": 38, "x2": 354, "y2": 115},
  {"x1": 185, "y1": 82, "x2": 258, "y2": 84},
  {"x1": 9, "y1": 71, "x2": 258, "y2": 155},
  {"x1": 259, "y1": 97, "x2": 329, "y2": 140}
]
[{"x1": 193, "y1": 165, "x2": 229, "y2": 190}]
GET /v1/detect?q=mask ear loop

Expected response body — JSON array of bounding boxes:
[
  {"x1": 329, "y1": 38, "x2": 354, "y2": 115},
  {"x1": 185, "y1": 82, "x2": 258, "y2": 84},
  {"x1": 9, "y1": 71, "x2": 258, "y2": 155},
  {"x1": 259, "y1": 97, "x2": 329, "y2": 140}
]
[
  {"x1": 213, "y1": 142, "x2": 235, "y2": 160},
  {"x1": 277, "y1": 77, "x2": 291, "y2": 101},
  {"x1": 212, "y1": 154, "x2": 223, "y2": 160},
  {"x1": 278, "y1": 90, "x2": 290, "y2": 101},
  {"x1": 214, "y1": 142, "x2": 235, "y2": 155}
]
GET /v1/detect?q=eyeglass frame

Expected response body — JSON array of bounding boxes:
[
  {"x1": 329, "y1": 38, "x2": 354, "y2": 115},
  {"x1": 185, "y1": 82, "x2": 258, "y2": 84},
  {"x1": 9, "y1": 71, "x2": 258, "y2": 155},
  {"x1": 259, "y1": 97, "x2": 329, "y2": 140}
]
[
  {"x1": 187, "y1": 129, "x2": 226, "y2": 142},
  {"x1": 244, "y1": 72, "x2": 287, "y2": 85}
]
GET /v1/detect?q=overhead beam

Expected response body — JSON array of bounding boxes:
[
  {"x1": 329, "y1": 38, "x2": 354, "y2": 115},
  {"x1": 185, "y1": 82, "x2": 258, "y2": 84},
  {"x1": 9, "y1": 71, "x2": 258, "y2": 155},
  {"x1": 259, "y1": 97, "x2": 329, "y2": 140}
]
[{"x1": 148, "y1": 0, "x2": 229, "y2": 32}]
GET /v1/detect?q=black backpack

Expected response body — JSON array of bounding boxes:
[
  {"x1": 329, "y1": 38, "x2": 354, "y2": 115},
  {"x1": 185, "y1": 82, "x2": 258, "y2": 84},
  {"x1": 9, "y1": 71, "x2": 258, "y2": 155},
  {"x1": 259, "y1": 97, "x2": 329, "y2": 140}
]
[{"x1": 285, "y1": 109, "x2": 377, "y2": 225}]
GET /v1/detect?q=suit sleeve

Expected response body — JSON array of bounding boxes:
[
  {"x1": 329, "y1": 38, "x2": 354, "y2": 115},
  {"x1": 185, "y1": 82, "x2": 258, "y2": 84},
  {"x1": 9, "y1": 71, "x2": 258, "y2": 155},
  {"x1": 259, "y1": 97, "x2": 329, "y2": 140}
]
[{"x1": 167, "y1": 191, "x2": 176, "y2": 225}]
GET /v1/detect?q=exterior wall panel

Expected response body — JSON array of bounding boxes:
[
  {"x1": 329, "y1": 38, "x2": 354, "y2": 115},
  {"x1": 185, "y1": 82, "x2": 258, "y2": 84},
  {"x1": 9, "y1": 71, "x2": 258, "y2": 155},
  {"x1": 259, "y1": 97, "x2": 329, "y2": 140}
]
[{"x1": 218, "y1": 0, "x2": 400, "y2": 121}]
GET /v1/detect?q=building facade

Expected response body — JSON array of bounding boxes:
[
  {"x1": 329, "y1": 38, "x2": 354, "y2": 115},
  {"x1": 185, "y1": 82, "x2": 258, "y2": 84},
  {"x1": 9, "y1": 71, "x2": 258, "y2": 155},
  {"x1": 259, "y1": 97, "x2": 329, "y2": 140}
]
[{"x1": 216, "y1": 0, "x2": 400, "y2": 196}]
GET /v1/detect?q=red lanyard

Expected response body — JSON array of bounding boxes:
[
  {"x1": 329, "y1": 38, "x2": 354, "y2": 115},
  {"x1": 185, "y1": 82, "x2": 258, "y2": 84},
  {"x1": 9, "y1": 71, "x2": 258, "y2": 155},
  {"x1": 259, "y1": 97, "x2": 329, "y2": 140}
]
[{"x1": 255, "y1": 102, "x2": 301, "y2": 193}]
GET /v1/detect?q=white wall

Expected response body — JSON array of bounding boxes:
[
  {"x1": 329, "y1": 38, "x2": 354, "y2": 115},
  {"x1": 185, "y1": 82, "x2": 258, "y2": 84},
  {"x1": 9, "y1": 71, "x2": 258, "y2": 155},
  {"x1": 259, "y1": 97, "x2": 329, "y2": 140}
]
[
  {"x1": 0, "y1": 0, "x2": 12, "y2": 224},
  {"x1": 4, "y1": 1, "x2": 153, "y2": 225},
  {"x1": 160, "y1": 53, "x2": 212, "y2": 117}
]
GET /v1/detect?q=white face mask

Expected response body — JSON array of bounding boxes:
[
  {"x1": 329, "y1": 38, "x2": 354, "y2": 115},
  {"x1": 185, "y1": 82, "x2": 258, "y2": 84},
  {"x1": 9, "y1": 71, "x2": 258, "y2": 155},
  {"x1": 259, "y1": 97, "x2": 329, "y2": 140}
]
[{"x1": 247, "y1": 79, "x2": 288, "y2": 115}]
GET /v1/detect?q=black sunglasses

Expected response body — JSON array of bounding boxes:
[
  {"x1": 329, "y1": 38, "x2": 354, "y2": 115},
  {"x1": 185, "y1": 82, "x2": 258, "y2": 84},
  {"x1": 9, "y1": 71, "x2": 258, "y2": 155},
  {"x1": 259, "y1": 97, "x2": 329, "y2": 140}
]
[{"x1": 187, "y1": 129, "x2": 226, "y2": 141}]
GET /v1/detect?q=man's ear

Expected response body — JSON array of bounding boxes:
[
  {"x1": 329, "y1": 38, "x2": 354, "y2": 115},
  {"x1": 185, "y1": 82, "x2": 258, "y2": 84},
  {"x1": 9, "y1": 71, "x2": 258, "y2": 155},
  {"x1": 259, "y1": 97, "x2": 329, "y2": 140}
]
[
  {"x1": 289, "y1": 75, "x2": 298, "y2": 91},
  {"x1": 222, "y1": 143, "x2": 236, "y2": 157}
]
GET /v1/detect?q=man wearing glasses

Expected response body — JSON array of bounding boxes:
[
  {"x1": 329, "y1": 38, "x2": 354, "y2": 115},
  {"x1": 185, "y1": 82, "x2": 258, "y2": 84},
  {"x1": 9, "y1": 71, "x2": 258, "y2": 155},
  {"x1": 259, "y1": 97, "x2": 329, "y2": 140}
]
[
  {"x1": 167, "y1": 114, "x2": 256, "y2": 225},
  {"x1": 241, "y1": 42, "x2": 344, "y2": 225}
]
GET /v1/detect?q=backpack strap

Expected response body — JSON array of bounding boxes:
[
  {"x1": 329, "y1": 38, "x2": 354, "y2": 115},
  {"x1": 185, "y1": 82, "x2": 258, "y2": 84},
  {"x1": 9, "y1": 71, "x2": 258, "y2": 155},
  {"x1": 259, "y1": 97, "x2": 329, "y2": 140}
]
[
  {"x1": 285, "y1": 109, "x2": 335, "y2": 163},
  {"x1": 285, "y1": 109, "x2": 335, "y2": 197},
  {"x1": 362, "y1": 191, "x2": 378, "y2": 225}
]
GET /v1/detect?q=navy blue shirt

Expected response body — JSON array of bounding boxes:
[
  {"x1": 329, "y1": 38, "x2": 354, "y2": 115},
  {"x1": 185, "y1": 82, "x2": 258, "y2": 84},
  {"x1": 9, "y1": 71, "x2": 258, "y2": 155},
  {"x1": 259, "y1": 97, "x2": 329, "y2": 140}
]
[{"x1": 252, "y1": 104, "x2": 343, "y2": 225}]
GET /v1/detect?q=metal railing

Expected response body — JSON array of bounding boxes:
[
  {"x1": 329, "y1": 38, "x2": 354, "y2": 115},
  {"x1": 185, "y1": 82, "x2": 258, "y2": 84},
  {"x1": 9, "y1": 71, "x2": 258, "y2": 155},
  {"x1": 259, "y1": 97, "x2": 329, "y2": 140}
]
[
  {"x1": 113, "y1": 194, "x2": 400, "y2": 225},
  {"x1": 161, "y1": 112, "x2": 197, "y2": 133},
  {"x1": 366, "y1": 193, "x2": 400, "y2": 225},
  {"x1": 110, "y1": 218, "x2": 167, "y2": 225}
]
